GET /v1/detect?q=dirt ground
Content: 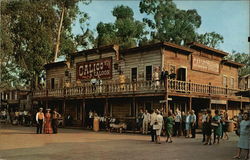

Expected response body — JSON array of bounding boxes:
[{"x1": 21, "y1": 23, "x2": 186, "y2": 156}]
[{"x1": 0, "y1": 125, "x2": 244, "y2": 160}]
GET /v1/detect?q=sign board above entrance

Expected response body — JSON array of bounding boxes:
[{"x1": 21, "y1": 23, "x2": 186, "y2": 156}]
[
  {"x1": 192, "y1": 55, "x2": 220, "y2": 74},
  {"x1": 211, "y1": 99, "x2": 227, "y2": 104},
  {"x1": 76, "y1": 57, "x2": 112, "y2": 80},
  {"x1": 159, "y1": 98, "x2": 172, "y2": 103}
]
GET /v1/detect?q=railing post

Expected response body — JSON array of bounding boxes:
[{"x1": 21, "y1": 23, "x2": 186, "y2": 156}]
[
  {"x1": 226, "y1": 85, "x2": 228, "y2": 95},
  {"x1": 208, "y1": 82, "x2": 211, "y2": 95}
]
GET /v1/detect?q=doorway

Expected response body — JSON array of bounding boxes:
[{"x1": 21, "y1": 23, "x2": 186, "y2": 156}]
[{"x1": 177, "y1": 68, "x2": 186, "y2": 81}]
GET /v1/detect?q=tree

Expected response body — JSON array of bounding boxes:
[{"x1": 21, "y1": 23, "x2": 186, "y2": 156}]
[
  {"x1": 95, "y1": 5, "x2": 146, "y2": 49},
  {"x1": 0, "y1": 0, "x2": 91, "y2": 88},
  {"x1": 226, "y1": 51, "x2": 250, "y2": 76},
  {"x1": 139, "y1": 0, "x2": 223, "y2": 48},
  {"x1": 196, "y1": 32, "x2": 224, "y2": 48}
]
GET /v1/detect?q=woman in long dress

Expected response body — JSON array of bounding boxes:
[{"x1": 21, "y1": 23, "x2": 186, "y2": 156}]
[
  {"x1": 155, "y1": 110, "x2": 163, "y2": 144},
  {"x1": 165, "y1": 111, "x2": 174, "y2": 143},
  {"x1": 44, "y1": 109, "x2": 53, "y2": 134},
  {"x1": 233, "y1": 112, "x2": 250, "y2": 160}
]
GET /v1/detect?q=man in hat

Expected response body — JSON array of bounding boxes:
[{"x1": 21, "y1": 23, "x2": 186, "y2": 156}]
[
  {"x1": 52, "y1": 108, "x2": 61, "y2": 134},
  {"x1": 36, "y1": 108, "x2": 45, "y2": 134}
]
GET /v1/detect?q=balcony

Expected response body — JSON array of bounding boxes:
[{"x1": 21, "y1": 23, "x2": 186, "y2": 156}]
[{"x1": 33, "y1": 79, "x2": 241, "y2": 99}]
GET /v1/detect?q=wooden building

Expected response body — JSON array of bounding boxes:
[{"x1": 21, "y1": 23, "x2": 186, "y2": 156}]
[{"x1": 32, "y1": 42, "x2": 250, "y2": 127}]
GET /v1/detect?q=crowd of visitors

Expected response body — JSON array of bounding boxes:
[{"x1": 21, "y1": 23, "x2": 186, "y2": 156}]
[{"x1": 0, "y1": 109, "x2": 32, "y2": 126}]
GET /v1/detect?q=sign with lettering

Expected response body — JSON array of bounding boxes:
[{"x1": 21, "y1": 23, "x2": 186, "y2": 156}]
[
  {"x1": 192, "y1": 56, "x2": 220, "y2": 74},
  {"x1": 76, "y1": 57, "x2": 112, "y2": 80}
]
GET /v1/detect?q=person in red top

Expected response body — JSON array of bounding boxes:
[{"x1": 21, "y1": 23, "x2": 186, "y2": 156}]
[{"x1": 44, "y1": 109, "x2": 53, "y2": 134}]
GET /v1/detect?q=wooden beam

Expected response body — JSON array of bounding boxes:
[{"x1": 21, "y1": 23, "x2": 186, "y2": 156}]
[
  {"x1": 189, "y1": 97, "x2": 192, "y2": 111},
  {"x1": 104, "y1": 98, "x2": 109, "y2": 116},
  {"x1": 209, "y1": 98, "x2": 212, "y2": 110}
]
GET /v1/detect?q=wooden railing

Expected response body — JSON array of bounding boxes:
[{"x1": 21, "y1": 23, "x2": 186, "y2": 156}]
[{"x1": 33, "y1": 79, "x2": 240, "y2": 98}]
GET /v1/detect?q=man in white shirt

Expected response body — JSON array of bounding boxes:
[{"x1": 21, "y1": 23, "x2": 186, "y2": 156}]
[
  {"x1": 150, "y1": 109, "x2": 157, "y2": 142},
  {"x1": 36, "y1": 108, "x2": 45, "y2": 134},
  {"x1": 142, "y1": 110, "x2": 150, "y2": 135}
]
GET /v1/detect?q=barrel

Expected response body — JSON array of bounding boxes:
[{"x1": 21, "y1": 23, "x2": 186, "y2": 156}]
[
  {"x1": 227, "y1": 121, "x2": 234, "y2": 132},
  {"x1": 93, "y1": 118, "x2": 100, "y2": 132}
]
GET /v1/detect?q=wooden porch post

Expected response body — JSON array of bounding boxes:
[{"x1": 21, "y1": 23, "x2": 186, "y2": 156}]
[
  {"x1": 209, "y1": 98, "x2": 212, "y2": 110},
  {"x1": 165, "y1": 78, "x2": 168, "y2": 114},
  {"x1": 240, "y1": 99, "x2": 243, "y2": 110},
  {"x1": 104, "y1": 98, "x2": 109, "y2": 116},
  {"x1": 226, "y1": 100, "x2": 228, "y2": 111},
  {"x1": 82, "y1": 98, "x2": 85, "y2": 128},
  {"x1": 46, "y1": 100, "x2": 48, "y2": 109},
  {"x1": 63, "y1": 99, "x2": 66, "y2": 117},
  {"x1": 189, "y1": 97, "x2": 192, "y2": 111}
]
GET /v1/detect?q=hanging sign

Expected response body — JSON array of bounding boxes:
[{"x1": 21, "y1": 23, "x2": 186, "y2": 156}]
[{"x1": 76, "y1": 57, "x2": 112, "y2": 80}]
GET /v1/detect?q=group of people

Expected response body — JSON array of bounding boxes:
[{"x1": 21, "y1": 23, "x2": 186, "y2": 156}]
[
  {"x1": 201, "y1": 109, "x2": 230, "y2": 145},
  {"x1": 36, "y1": 108, "x2": 61, "y2": 134},
  {"x1": 137, "y1": 108, "x2": 197, "y2": 144},
  {"x1": 0, "y1": 109, "x2": 32, "y2": 126}
]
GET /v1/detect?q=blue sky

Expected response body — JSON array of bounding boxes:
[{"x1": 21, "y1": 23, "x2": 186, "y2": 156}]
[{"x1": 72, "y1": 0, "x2": 249, "y2": 54}]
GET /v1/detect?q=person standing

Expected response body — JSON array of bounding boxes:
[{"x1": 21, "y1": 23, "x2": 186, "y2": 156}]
[
  {"x1": 44, "y1": 109, "x2": 53, "y2": 134},
  {"x1": 165, "y1": 111, "x2": 174, "y2": 143},
  {"x1": 233, "y1": 112, "x2": 250, "y2": 160},
  {"x1": 88, "y1": 110, "x2": 94, "y2": 129},
  {"x1": 221, "y1": 111, "x2": 229, "y2": 140},
  {"x1": 190, "y1": 110, "x2": 197, "y2": 138},
  {"x1": 173, "y1": 110, "x2": 181, "y2": 137},
  {"x1": 150, "y1": 109, "x2": 157, "y2": 142},
  {"x1": 212, "y1": 110, "x2": 222, "y2": 144},
  {"x1": 181, "y1": 111, "x2": 186, "y2": 136},
  {"x1": 201, "y1": 110, "x2": 208, "y2": 142},
  {"x1": 36, "y1": 108, "x2": 45, "y2": 134},
  {"x1": 185, "y1": 111, "x2": 191, "y2": 138},
  {"x1": 203, "y1": 109, "x2": 212, "y2": 145},
  {"x1": 142, "y1": 110, "x2": 150, "y2": 135},
  {"x1": 138, "y1": 109, "x2": 144, "y2": 132},
  {"x1": 52, "y1": 109, "x2": 61, "y2": 134},
  {"x1": 153, "y1": 67, "x2": 160, "y2": 89},
  {"x1": 154, "y1": 110, "x2": 163, "y2": 144}
]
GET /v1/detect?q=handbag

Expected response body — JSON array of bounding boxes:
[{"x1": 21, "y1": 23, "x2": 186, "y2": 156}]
[
  {"x1": 211, "y1": 122, "x2": 219, "y2": 127},
  {"x1": 153, "y1": 124, "x2": 161, "y2": 130}
]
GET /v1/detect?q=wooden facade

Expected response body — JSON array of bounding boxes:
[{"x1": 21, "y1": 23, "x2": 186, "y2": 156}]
[{"x1": 32, "y1": 42, "x2": 250, "y2": 127}]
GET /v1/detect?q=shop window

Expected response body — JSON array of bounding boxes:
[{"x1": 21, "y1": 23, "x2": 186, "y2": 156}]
[
  {"x1": 131, "y1": 68, "x2": 137, "y2": 82},
  {"x1": 145, "y1": 66, "x2": 152, "y2": 81}
]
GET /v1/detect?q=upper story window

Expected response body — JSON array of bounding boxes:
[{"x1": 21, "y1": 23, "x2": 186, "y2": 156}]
[
  {"x1": 131, "y1": 68, "x2": 137, "y2": 82},
  {"x1": 230, "y1": 77, "x2": 234, "y2": 88},
  {"x1": 145, "y1": 66, "x2": 152, "y2": 81},
  {"x1": 223, "y1": 76, "x2": 227, "y2": 87},
  {"x1": 51, "y1": 78, "x2": 55, "y2": 89}
]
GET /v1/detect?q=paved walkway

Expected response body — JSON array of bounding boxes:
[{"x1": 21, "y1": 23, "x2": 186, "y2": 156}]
[{"x1": 0, "y1": 125, "x2": 241, "y2": 160}]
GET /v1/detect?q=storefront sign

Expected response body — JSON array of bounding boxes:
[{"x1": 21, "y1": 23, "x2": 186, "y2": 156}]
[
  {"x1": 76, "y1": 57, "x2": 112, "y2": 80},
  {"x1": 211, "y1": 99, "x2": 227, "y2": 104},
  {"x1": 192, "y1": 56, "x2": 220, "y2": 74}
]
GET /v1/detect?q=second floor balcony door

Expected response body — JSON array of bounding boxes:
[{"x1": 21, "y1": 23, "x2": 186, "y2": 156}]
[{"x1": 131, "y1": 67, "x2": 137, "y2": 82}]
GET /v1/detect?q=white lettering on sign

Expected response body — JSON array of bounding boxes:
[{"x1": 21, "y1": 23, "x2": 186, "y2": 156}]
[
  {"x1": 76, "y1": 57, "x2": 112, "y2": 80},
  {"x1": 192, "y1": 56, "x2": 220, "y2": 74}
]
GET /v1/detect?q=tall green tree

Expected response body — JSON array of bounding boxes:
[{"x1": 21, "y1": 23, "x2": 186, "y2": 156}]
[
  {"x1": 139, "y1": 0, "x2": 223, "y2": 48},
  {"x1": 96, "y1": 5, "x2": 146, "y2": 49},
  {"x1": 226, "y1": 51, "x2": 250, "y2": 76},
  {"x1": 0, "y1": 0, "x2": 91, "y2": 88}
]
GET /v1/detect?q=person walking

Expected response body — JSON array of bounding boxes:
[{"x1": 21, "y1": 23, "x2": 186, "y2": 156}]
[
  {"x1": 233, "y1": 112, "x2": 250, "y2": 160},
  {"x1": 212, "y1": 110, "x2": 222, "y2": 144},
  {"x1": 36, "y1": 108, "x2": 45, "y2": 134},
  {"x1": 150, "y1": 109, "x2": 157, "y2": 142},
  {"x1": 142, "y1": 110, "x2": 150, "y2": 135},
  {"x1": 165, "y1": 111, "x2": 174, "y2": 143},
  {"x1": 44, "y1": 109, "x2": 53, "y2": 134},
  {"x1": 138, "y1": 109, "x2": 144, "y2": 132},
  {"x1": 221, "y1": 111, "x2": 229, "y2": 140},
  {"x1": 154, "y1": 110, "x2": 163, "y2": 144},
  {"x1": 190, "y1": 110, "x2": 197, "y2": 138},
  {"x1": 52, "y1": 109, "x2": 61, "y2": 134},
  {"x1": 203, "y1": 109, "x2": 212, "y2": 145}
]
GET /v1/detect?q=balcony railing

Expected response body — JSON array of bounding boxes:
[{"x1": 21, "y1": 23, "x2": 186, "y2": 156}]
[{"x1": 33, "y1": 79, "x2": 240, "y2": 98}]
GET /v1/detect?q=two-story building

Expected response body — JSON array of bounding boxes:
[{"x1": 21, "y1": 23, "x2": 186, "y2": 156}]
[{"x1": 33, "y1": 42, "x2": 250, "y2": 127}]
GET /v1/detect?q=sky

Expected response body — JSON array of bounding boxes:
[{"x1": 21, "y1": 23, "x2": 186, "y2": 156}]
[{"x1": 72, "y1": 0, "x2": 250, "y2": 54}]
